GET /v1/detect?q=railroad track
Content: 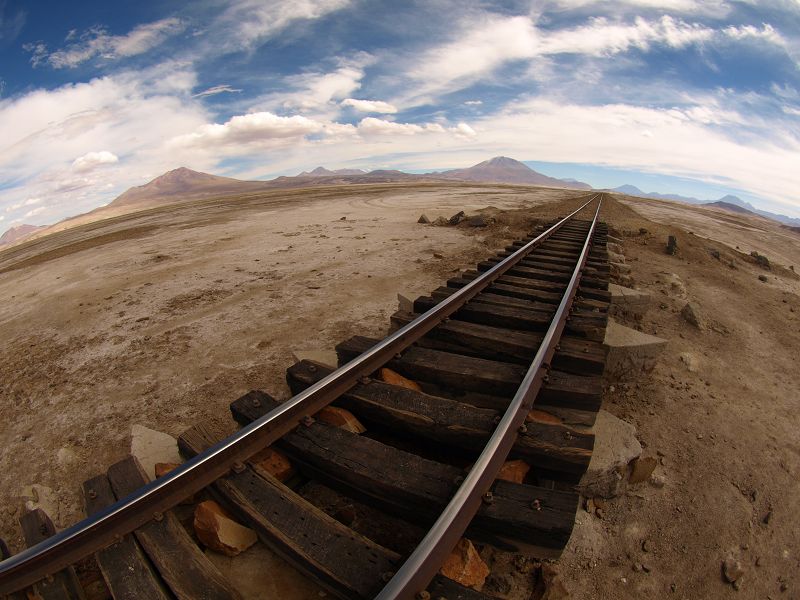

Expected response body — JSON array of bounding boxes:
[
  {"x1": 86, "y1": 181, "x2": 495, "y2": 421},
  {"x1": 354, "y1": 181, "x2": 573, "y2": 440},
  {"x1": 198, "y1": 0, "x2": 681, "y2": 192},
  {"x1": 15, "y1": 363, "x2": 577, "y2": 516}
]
[{"x1": 0, "y1": 193, "x2": 609, "y2": 600}]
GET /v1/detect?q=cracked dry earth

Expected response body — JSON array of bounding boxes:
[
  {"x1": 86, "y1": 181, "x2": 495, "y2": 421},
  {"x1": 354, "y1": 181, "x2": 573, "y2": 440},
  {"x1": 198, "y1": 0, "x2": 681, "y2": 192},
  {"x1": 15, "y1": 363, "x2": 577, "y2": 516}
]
[{"x1": 1, "y1": 185, "x2": 798, "y2": 600}]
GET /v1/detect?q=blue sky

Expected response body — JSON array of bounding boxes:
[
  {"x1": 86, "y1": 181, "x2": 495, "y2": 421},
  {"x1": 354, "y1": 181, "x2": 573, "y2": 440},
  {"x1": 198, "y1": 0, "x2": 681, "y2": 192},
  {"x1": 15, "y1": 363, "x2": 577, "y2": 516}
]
[{"x1": 1, "y1": 0, "x2": 800, "y2": 228}]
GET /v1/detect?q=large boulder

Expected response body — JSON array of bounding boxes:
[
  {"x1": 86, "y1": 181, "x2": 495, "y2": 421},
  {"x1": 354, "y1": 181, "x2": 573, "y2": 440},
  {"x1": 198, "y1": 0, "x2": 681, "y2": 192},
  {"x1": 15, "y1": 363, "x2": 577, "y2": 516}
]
[
  {"x1": 603, "y1": 319, "x2": 667, "y2": 381},
  {"x1": 577, "y1": 410, "x2": 642, "y2": 498}
]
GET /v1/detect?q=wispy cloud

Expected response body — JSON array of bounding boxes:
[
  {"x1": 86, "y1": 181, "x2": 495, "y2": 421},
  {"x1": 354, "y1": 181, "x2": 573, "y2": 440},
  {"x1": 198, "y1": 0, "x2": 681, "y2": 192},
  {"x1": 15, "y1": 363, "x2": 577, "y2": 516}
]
[
  {"x1": 192, "y1": 84, "x2": 243, "y2": 98},
  {"x1": 25, "y1": 18, "x2": 185, "y2": 68}
]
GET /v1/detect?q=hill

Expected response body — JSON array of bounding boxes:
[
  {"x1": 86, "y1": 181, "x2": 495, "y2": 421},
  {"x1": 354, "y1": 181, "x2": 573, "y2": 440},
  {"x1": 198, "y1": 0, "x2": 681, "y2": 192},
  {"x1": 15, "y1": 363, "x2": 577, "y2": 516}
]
[
  {"x1": 109, "y1": 167, "x2": 271, "y2": 208},
  {"x1": 705, "y1": 201, "x2": 759, "y2": 215},
  {"x1": 297, "y1": 167, "x2": 366, "y2": 177},
  {"x1": 0, "y1": 224, "x2": 46, "y2": 247},
  {"x1": 437, "y1": 157, "x2": 591, "y2": 189}
]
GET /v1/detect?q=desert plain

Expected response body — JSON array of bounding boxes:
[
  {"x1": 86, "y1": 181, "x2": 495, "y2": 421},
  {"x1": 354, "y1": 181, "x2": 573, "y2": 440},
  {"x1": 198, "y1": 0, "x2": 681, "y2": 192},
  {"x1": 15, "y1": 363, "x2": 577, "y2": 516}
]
[{"x1": 0, "y1": 182, "x2": 798, "y2": 599}]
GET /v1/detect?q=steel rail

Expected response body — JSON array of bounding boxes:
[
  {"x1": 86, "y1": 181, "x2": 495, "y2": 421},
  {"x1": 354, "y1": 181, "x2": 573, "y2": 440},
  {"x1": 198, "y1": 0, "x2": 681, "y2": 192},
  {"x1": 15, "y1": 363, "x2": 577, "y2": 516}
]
[
  {"x1": 0, "y1": 193, "x2": 599, "y2": 594},
  {"x1": 375, "y1": 196, "x2": 603, "y2": 600}
]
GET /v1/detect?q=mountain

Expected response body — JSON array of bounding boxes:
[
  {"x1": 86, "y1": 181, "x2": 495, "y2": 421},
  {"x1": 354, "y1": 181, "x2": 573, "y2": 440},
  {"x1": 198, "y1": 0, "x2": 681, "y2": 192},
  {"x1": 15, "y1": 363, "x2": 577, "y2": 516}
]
[
  {"x1": 437, "y1": 157, "x2": 592, "y2": 189},
  {"x1": 705, "y1": 201, "x2": 758, "y2": 215},
  {"x1": 612, "y1": 186, "x2": 800, "y2": 226},
  {"x1": 298, "y1": 167, "x2": 367, "y2": 177},
  {"x1": 0, "y1": 224, "x2": 46, "y2": 247},
  {"x1": 109, "y1": 167, "x2": 271, "y2": 208},
  {"x1": 611, "y1": 185, "x2": 703, "y2": 204}
]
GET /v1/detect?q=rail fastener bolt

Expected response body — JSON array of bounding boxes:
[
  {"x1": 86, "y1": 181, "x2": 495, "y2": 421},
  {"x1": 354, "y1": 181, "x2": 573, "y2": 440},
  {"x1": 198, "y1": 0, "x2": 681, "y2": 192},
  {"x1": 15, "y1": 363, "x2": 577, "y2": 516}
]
[
  {"x1": 153, "y1": 511, "x2": 164, "y2": 522},
  {"x1": 453, "y1": 475, "x2": 464, "y2": 486},
  {"x1": 307, "y1": 364, "x2": 317, "y2": 373},
  {"x1": 301, "y1": 415, "x2": 314, "y2": 427},
  {"x1": 232, "y1": 461, "x2": 246, "y2": 474},
  {"x1": 359, "y1": 376, "x2": 370, "y2": 385},
  {"x1": 415, "y1": 591, "x2": 431, "y2": 600},
  {"x1": 381, "y1": 571, "x2": 395, "y2": 583},
  {"x1": 87, "y1": 489, "x2": 97, "y2": 500},
  {"x1": 482, "y1": 491, "x2": 494, "y2": 505},
  {"x1": 518, "y1": 424, "x2": 528, "y2": 434},
  {"x1": 251, "y1": 397, "x2": 261, "y2": 408},
  {"x1": 531, "y1": 499, "x2": 542, "y2": 511}
]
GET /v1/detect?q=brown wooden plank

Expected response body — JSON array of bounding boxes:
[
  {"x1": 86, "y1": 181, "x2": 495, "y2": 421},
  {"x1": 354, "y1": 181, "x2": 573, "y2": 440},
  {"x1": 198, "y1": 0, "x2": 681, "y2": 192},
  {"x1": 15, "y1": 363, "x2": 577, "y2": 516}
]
[
  {"x1": 454, "y1": 269, "x2": 612, "y2": 303},
  {"x1": 106, "y1": 457, "x2": 241, "y2": 600},
  {"x1": 413, "y1": 296, "x2": 607, "y2": 342},
  {"x1": 336, "y1": 337, "x2": 603, "y2": 412},
  {"x1": 82, "y1": 475, "x2": 172, "y2": 600},
  {"x1": 233, "y1": 390, "x2": 582, "y2": 544},
  {"x1": 389, "y1": 310, "x2": 606, "y2": 375},
  {"x1": 446, "y1": 278, "x2": 608, "y2": 312},
  {"x1": 178, "y1": 423, "x2": 495, "y2": 599},
  {"x1": 19, "y1": 509, "x2": 87, "y2": 600},
  {"x1": 478, "y1": 261, "x2": 608, "y2": 291},
  {"x1": 285, "y1": 361, "x2": 595, "y2": 480}
]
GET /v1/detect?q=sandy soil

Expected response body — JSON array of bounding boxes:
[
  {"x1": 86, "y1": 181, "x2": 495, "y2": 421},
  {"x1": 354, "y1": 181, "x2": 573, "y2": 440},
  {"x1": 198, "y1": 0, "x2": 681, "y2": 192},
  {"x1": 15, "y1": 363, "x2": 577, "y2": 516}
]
[
  {"x1": 557, "y1": 194, "x2": 800, "y2": 599},
  {"x1": 1, "y1": 184, "x2": 798, "y2": 599}
]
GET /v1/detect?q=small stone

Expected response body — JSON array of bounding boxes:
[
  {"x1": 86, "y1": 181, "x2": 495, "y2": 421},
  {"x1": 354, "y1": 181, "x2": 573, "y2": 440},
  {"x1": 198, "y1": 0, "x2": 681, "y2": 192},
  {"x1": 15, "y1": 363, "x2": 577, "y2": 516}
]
[
  {"x1": 379, "y1": 368, "x2": 422, "y2": 392},
  {"x1": 650, "y1": 473, "x2": 666, "y2": 488},
  {"x1": 762, "y1": 510, "x2": 773, "y2": 525},
  {"x1": 722, "y1": 557, "x2": 745, "y2": 584},
  {"x1": 758, "y1": 275, "x2": 768, "y2": 282},
  {"x1": 629, "y1": 456, "x2": 658, "y2": 484},
  {"x1": 432, "y1": 216, "x2": 449, "y2": 226},
  {"x1": 642, "y1": 539, "x2": 652, "y2": 553},
  {"x1": 467, "y1": 215, "x2": 492, "y2": 227},
  {"x1": 680, "y1": 302, "x2": 704, "y2": 329},
  {"x1": 497, "y1": 459, "x2": 530, "y2": 484},
  {"x1": 755, "y1": 557, "x2": 763, "y2": 567},
  {"x1": 194, "y1": 500, "x2": 257, "y2": 557},
  {"x1": 315, "y1": 406, "x2": 366, "y2": 434},
  {"x1": 709, "y1": 248, "x2": 720, "y2": 260},
  {"x1": 251, "y1": 447, "x2": 295, "y2": 482},
  {"x1": 417, "y1": 214, "x2": 431, "y2": 224},
  {"x1": 666, "y1": 235, "x2": 678, "y2": 255},
  {"x1": 130, "y1": 424, "x2": 182, "y2": 482},
  {"x1": 439, "y1": 539, "x2": 489, "y2": 589},
  {"x1": 448, "y1": 211, "x2": 465, "y2": 226},
  {"x1": 433, "y1": 252, "x2": 444, "y2": 259},
  {"x1": 154, "y1": 462, "x2": 181, "y2": 479}
]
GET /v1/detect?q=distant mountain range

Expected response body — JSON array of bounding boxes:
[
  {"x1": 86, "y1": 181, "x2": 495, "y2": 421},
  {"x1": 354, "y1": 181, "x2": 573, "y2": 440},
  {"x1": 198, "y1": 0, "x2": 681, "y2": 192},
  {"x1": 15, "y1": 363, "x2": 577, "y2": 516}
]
[
  {"x1": 4, "y1": 157, "x2": 797, "y2": 247},
  {"x1": 611, "y1": 185, "x2": 800, "y2": 227}
]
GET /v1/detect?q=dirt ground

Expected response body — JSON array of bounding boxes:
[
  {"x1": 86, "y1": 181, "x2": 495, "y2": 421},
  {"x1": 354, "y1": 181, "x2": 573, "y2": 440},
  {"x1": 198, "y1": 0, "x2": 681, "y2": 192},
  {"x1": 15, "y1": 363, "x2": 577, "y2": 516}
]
[{"x1": 0, "y1": 183, "x2": 798, "y2": 599}]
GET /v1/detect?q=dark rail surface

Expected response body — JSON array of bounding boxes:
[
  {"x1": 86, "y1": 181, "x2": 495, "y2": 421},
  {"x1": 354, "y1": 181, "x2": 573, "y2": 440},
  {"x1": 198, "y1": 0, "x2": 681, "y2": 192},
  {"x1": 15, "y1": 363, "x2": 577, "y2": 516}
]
[
  {"x1": 0, "y1": 194, "x2": 600, "y2": 594},
  {"x1": 375, "y1": 198, "x2": 603, "y2": 600}
]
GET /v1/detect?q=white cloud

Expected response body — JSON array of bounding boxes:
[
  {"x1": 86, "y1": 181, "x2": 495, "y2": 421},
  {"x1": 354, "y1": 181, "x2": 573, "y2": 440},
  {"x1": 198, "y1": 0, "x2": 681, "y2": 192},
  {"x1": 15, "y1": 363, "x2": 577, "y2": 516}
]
[
  {"x1": 214, "y1": 0, "x2": 352, "y2": 53},
  {"x1": 170, "y1": 112, "x2": 325, "y2": 147},
  {"x1": 193, "y1": 85, "x2": 243, "y2": 98},
  {"x1": 341, "y1": 98, "x2": 398, "y2": 113},
  {"x1": 72, "y1": 151, "x2": 119, "y2": 172},
  {"x1": 464, "y1": 100, "x2": 483, "y2": 105},
  {"x1": 27, "y1": 18, "x2": 185, "y2": 69},
  {"x1": 357, "y1": 117, "x2": 444, "y2": 136},
  {"x1": 24, "y1": 206, "x2": 46, "y2": 219},
  {"x1": 403, "y1": 13, "x2": 788, "y2": 104},
  {"x1": 454, "y1": 122, "x2": 477, "y2": 138}
]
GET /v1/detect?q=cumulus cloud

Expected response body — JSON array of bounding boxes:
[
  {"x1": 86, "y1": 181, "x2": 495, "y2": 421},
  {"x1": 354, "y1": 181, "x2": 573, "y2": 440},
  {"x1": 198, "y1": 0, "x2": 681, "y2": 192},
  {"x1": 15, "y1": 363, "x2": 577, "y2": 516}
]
[
  {"x1": 171, "y1": 112, "x2": 325, "y2": 147},
  {"x1": 193, "y1": 85, "x2": 243, "y2": 98},
  {"x1": 72, "y1": 151, "x2": 119, "y2": 172},
  {"x1": 341, "y1": 98, "x2": 398, "y2": 113},
  {"x1": 26, "y1": 18, "x2": 185, "y2": 69}
]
